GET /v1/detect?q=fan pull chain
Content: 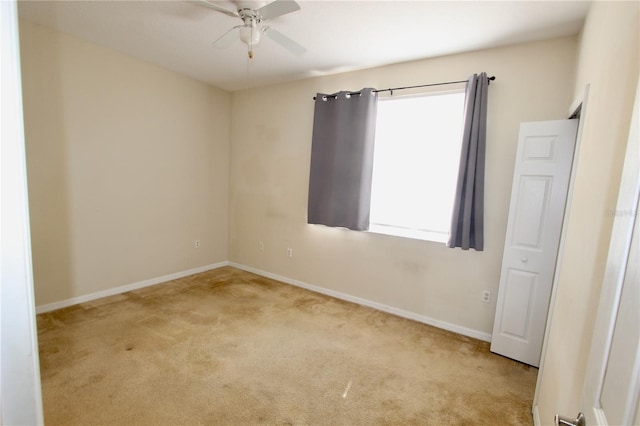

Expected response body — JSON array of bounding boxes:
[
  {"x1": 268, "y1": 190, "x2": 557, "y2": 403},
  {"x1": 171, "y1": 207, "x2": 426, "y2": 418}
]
[
  {"x1": 248, "y1": 23, "x2": 255, "y2": 59},
  {"x1": 245, "y1": 39, "x2": 253, "y2": 89}
]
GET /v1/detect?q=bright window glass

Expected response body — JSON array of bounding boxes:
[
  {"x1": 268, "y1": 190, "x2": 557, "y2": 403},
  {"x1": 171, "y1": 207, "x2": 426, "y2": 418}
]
[{"x1": 369, "y1": 90, "x2": 465, "y2": 242}]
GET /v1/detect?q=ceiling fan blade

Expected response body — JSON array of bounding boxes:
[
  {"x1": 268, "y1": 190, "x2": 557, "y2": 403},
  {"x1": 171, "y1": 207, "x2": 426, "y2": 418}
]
[
  {"x1": 197, "y1": 0, "x2": 239, "y2": 18},
  {"x1": 213, "y1": 25, "x2": 242, "y2": 48},
  {"x1": 264, "y1": 27, "x2": 306, "y2": 56},
  {"x1": 257, "y1": 0, "x2": 300, "y2": 20}
]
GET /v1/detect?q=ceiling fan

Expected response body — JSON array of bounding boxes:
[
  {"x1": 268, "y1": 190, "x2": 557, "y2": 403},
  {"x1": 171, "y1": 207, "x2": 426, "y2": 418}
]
[{"x1": 198, "y1": 0, "x2": 306, "y2": 59}]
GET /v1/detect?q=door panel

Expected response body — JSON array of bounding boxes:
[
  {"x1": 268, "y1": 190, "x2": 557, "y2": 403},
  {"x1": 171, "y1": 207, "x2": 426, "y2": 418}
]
[
  {"x1": 513, "y1": 176, "x2": 551, "y2": 248},
  {"x1": 523, "y1": 135, "x2": 557, "y2": 160},
  {"x1": 491, "y1": 120, "x2": 578, "y2": 367},
  {"x1": 500, "y1": 269, "x2": 536, "y2": 340}
]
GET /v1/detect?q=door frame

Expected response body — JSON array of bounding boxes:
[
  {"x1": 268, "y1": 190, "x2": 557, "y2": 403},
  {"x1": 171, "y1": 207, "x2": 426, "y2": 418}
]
[
  {"x1": 532, "y1": 85, "x2": 590, "y2": 422},
  {"x1": 580, "y1": 74, "x2": 639, "y2": 425},
  {"x1": 0, "y1": 1, "x2": 44, "y2": 423}
]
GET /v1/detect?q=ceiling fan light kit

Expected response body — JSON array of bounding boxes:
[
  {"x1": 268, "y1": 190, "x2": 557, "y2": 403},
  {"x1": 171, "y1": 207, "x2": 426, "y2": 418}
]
[
  {"x1": 239, "y1": 26, "x2": 260, "y2": 46},
  {"x1": 199, "y1": 0, "x2": 306, "y2": 59}
]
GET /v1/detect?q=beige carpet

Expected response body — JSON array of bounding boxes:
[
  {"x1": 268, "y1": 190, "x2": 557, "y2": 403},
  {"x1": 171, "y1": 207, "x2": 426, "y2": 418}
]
[{"x1": 37, "y1": 267, "x2": 537, "y2": 425}]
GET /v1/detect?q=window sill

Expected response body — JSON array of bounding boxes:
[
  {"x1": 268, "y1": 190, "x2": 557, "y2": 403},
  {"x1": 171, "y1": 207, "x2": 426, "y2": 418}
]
[{"x1": 367, "y1": 224, "x2": 449, "y2": 244}]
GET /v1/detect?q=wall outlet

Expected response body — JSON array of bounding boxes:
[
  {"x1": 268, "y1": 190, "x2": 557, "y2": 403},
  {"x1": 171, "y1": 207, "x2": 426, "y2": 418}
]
[
  {"x1": 194, "y1": 240, "x2": 200, "y2": 249},
  {"x1": 482, "y1": 290, "x2": 491, "y2": 303},
  {"x1": 259, "y1": 241, "x2": 264, "y2": 251},
  {"x1": 287, "y1": 248, "x2": 293, "y2": 257}
]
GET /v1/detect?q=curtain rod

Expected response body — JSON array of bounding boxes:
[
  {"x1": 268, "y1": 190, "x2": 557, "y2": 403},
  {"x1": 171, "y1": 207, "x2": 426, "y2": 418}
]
[{"x1": 313, "y1": 76, "x2": 496, "y2": 100}]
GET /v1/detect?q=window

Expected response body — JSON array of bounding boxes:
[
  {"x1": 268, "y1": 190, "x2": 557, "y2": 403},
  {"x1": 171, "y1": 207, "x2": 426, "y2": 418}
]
[{"x1": 369, "y1": 90, "x2": 465, "y2": 242}]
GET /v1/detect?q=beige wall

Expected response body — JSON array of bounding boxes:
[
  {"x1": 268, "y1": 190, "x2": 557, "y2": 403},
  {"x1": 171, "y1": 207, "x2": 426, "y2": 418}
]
[
  {"x1": 229, "y1": 37, "x2": 577, "y2": 337},
  {"x1": 19, "y1": 2, "x2": 640, "y2": 419},
  {"x1": 19, "y1": 21, "x2": 231, "y2": 306},
  {"x1": 536, "y1": 1, "x2": 639, "y2": 423}
]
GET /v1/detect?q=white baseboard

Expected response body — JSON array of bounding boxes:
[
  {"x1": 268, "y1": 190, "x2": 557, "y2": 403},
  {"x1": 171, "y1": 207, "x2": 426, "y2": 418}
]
[
  {"x1": 36, "y1": 260, "x2": 493, "y2": 343},
  {"x1": 35, "y1": 261, "x2": 229, "y2": 314},
  {"x1": 229, "y1": 262, "x2": 492, "y2": 342},
  {"x1": 532, "y1": 405, "x2": 541, "y2": 426}
]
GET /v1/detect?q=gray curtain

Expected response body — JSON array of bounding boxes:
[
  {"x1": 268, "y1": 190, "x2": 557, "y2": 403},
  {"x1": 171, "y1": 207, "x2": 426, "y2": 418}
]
[
  {"x1": 307, "y1": 88, "x2": 378, "y2": 231},
  {"x1": 448, "y1": 73, "x2": 489, "y2": 251}
]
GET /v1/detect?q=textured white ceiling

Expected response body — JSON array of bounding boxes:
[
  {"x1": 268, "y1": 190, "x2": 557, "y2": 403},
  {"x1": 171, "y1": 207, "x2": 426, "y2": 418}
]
[{"x1": 18, "y1": 0, "x2": 590, "y2": 92}]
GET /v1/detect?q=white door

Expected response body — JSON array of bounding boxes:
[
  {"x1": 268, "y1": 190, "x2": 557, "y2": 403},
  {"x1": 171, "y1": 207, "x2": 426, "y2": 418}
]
[
  {"x1": 1, "y1": 1, "x2": 44, "y2": 423},
  {"x1": 491, "y1": 120, "x2": 578, "y2": 367},
  {"x1": 560, "y1": 76, "x2": 640, "y2": 426}
]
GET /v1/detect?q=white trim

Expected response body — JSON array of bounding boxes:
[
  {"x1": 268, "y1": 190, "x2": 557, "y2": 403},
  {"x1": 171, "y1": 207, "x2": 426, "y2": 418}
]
[
  {"x1": 36, "y1": 259, "x2": 492, "y2": 342},
  {"x1": 229, "y1": 262, "x2": 492, "y2": 342},
  {"x1": 2, "y1": 2, "x2": 44, "y2": 423},
  {"x1": 532, "y1": 405, "x2": 541, "y2": 426},
  {"x1": 35, "y1": 262, "x2": 229, "y2": 314},
  {"x1": 367, "y1": 223, "x2": 449, "y2": 244}
]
